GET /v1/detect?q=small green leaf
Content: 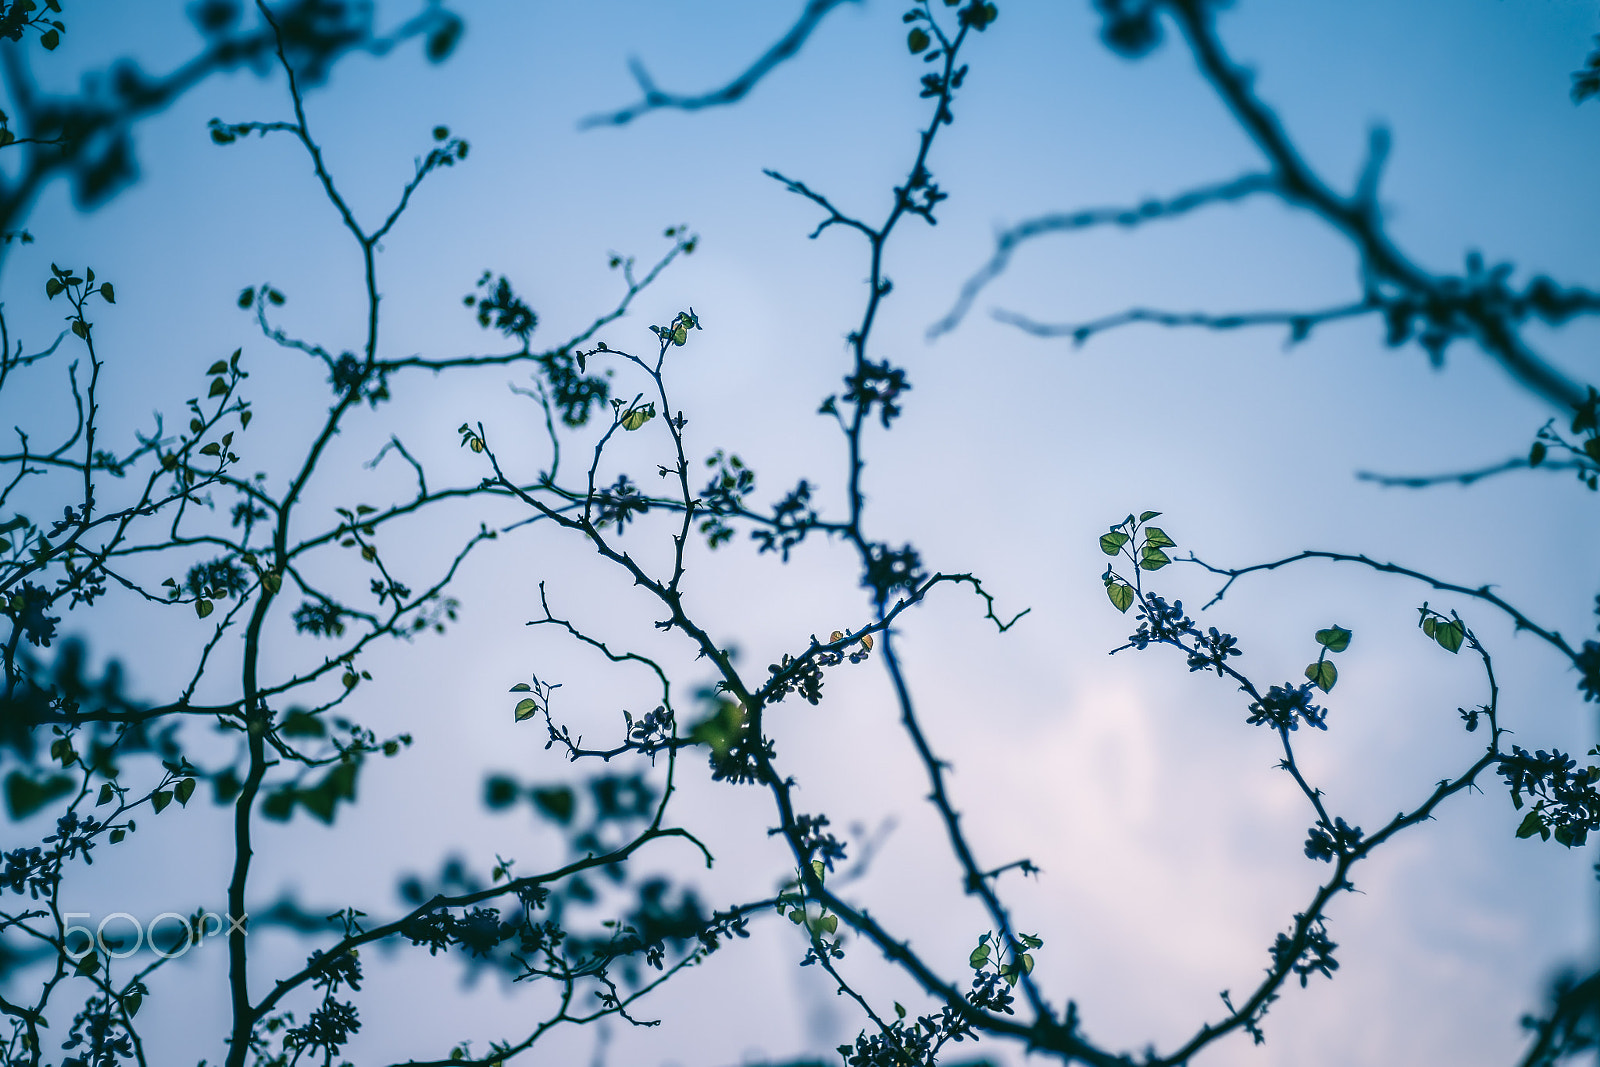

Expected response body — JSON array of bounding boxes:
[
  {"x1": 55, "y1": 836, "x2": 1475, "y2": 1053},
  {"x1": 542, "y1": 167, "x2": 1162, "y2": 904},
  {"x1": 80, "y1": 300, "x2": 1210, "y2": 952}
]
[
  {"x1": 1138, "y1": 511, "x2": 1161, "y2": 522},
  {"x1": 1138, "y1": 546, "x2": 1170, "y2": 571},
  {"x1": 109, "y1": 827, "x2": 126, "y2": 844},
  {"x1": 1098, "y1": 531, "x2": 1129, "y2": 555},
  {"x1": 1141, "y1": 527, "x2": 1175, "y2": 549},
  {"x1": 509, "y1": 682, "x2": 532, "y2": 692},
  {"x1": 151, "y1": 790, "x2": 174, "y2": 814},
  {"x1": 1019, "y1": 951, "x2": 1034, "y2": 975},
  {"x1": 74, "y1": 953, "x2": 99, "y2": 978},
  {"x1": 98, "y1": 283, "x2": 114, "y2": 303},
  {"x1": 1515, "y1": 810, "x2": 1546, "y2": 840},
  {"x1": 1529, "y1": 440, "x2": 1546, "y2": 467},
  {"x1": 97, "y1": 783, "x2": 115, "y2": 806},
  {"x1": 1435, "y1": 619, "x2": 1465, "y2": 654},
  {"x1": 514, "y1": 698, "x2": 539, "y2": 721},
  {"x1": 1106, "y1": 582, "x2": 1135, "y2": 613},
  {"x1": 45, "y1": 277, "x2": 62, "y2": 298},
  {"x1": 1305, "y1": 660, "x2": 1337, "y2": 693},
  {"x1": 969, "y1": 943, "x2": 992, "y2": 968},
  {"x1": 894, "y1": 1002, "x2": 907, "y2": 1020},
  {"x1": 174, "y1": 778, "x2": 196, "y2": 806},
  {"x1": 123, "y1": 989, "x2": 142, "y2": 1017},
  {"x1": 195, "y1": 598, "x2": 214, "y2": 619},
  {"x1": 207, "y1": 360, "x2": 229, "y2": 375},
  {"x1": 620, "y1": 403, "x2": 654, "y2": 431},
  {"x1": 908, "y1": 27, "x2": 930, "y2": 52},
  {"x1": 208, "y1": 377, "x2": 228, "y2": 398},
  {"x1": 1315, "y1": 626, "x2": 1352, "y2": 652},
  {"x1": 39, "y1": 27, "x2": 59, "y2": 50},
  {"x1": 199, "y1": 442, "x2": 221, "y2": 457}
]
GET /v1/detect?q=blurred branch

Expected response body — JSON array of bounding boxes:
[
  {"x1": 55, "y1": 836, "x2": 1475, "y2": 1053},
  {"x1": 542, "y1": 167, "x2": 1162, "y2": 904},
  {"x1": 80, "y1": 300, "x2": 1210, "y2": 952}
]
[
  {"x1": 992, "y1": 296, "x2": 1373, "y2": 345},
  {"x1": 929, "y1": 170, "x2": 1277, "y2": 338},
  {"x1": 1356, "y1": 456, "x2": 1598, "y2": 489}
]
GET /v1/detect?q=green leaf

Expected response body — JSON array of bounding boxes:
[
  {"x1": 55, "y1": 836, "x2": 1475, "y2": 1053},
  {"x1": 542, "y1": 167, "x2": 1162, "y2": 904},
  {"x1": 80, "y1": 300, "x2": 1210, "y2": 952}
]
[
  {"x1": 213, "y1": 769, "x2": 242, "y2": 804},
  {"x1": 39, "y1": 27, "x2": 59, "y2": 51},
  {"x1": 1305, "y1": 659, "x2": 1337, "y2": 693},
  {"x1": 97, "y1": 783, "x2": 115, "y2": 806},
  {"x1": 207, "y1": 360, "x2": 229, "y2": 375},
  {"x1": 1138, "y1": 546, "x2": 1170, "y2": 571},
  {"x1": 1529, "y1": 440, "x2": 1546, "y2": 467},
  {"x1": 280, "y1": 709, "x2": 326, "y2": 738},
  {"x1": 98, "y1": 282, "x2": 114, "y2": 303},
  {"x1": 690, "y1": 699, "x2": 746, "y2": 761},
  {"x1": 1019, "y1": 951, "x2": 1034, "y2": 975},
  {"x1": 1138, "y1": 511, "x2": 1161, "y2": 522},
  {"x1": 44, "y1": 277, "x2": 62, "y2": 298},
  {"x1": 208, "y1": 377, "x2": 228, "y2": 398},
  {"x1": 894, "y1": 1002, "x2": 907, "y2": 1020},
  {"x1": 70, "y1": 319, "x2": 87, "y2": 339},
  {"x1": 1421, "y1": 616, "x2": 1436, "y2": 639},
  {"x1": 509, "y1": 682, "x2": 532, "y2": 692},
  {"x1": 151, "y1": 789, "x2": 174, "y2": 814},
  {"x1": 3, "y1": 770, "x2": 74, "y2": 819},
  {"x1": 1098, "y1": 531, "x2": 1129, "y2": 555},
  {"x1": 195, "y1": 598, "x2": 213, "y2": 619},
  {"x1": 109, "y1": 827, "x2": 126, "y2": 844},
  {"x1": 969, "y1": 943, "x2": 992, "y2": 968},
  {"x1": 1106, "y1": 582, "x2": 1135, "y2": 613},
  {"x1": 174, "y1": 778, "x2": 196, "y2": 806},
  {"x1": 1515, "y1": 810, "x2": 1546, "y2": 840},
  {"x1": 908, "y1": 27, "x2": 930, "y2": 52},
  {"x1": 531, "y1": 786, "x2": 575, "y2": 824},
  {"x1": 514, "y1": 697, "x2": 539, "y2": 721},
  {"x1": 620, "y1": 403, "x2": 654, "y2": 431},
  {"x1": 1141, "y1": 527, "x2": 1175, "y2": 549},
  {"x1": 1435, "y1": 619, "x2": 1465, "y2": 654},
  {"x1": 1018, "y1": 933, "x2": 1044, "y2": 949},
  {"x1": 199, "y1": 442, "x2": 221, "y2": 457},
  {"x1": 123, "y1": 989, "x2": 142, "y2": 1017},
  {"x1": 73, "y1": 953, "x2": 99, "y2": 978},
  {"x1": 260, "y1": 788, "x2": 296, "y2": 821},
  {"x1": 261, "y1": 571, "x2": 281, "y2": 594},
  {"x1": 1315, "y1": 626, "x2": 1352, "y2": 652}
]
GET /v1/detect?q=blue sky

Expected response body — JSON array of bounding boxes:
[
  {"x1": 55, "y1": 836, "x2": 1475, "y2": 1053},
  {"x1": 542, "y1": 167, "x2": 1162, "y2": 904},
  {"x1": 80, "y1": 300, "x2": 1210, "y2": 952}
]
[{"x1": 4, "y1": 2, "x2": 1599, "y2": 1064}]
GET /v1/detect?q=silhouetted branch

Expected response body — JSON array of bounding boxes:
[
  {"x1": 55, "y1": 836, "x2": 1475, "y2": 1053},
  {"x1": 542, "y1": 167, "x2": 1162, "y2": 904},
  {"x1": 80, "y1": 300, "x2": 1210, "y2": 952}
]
[{"x1": 580, "y1": 0, "x2": 859, "y2": 128}]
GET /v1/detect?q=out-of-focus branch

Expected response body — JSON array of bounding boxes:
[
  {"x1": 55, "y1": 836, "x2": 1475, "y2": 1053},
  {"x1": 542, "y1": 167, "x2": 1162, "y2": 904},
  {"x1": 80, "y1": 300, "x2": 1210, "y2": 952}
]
[{"x1": 929, "y1": 170, "x2": 1277, "y2": 337}]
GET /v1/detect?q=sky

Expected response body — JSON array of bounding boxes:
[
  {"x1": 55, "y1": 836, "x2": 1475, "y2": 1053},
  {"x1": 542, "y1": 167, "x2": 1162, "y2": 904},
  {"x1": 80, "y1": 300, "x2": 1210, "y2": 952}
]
[{"x1": 3, "y1": 1, "x2": 1599, "y2": 1065}]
